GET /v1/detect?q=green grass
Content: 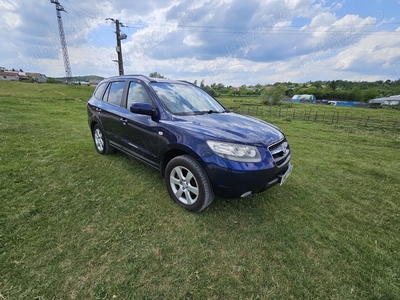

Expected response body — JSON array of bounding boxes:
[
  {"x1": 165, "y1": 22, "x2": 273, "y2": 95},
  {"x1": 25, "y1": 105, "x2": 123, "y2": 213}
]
[
  {"x1": 1, "y1": 82, "x2": 399, "y2": 299},
  {"x1": 217, "y1": 96, "x2": 261, "y2": 108},
  {"x1": 224, "y1": 99, "x2": 400, "y2": 132}
]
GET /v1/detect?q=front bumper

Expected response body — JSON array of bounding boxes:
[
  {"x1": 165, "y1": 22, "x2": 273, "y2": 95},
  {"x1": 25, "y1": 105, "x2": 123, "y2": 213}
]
[{"x1": 206, "y1": 161, "x2": 293, "y2": 199}]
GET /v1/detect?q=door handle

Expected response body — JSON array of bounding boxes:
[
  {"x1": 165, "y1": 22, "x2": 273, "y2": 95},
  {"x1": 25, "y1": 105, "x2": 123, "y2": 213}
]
[
  {"x1": 95, "y1": 107, "x2": 102, "y2": 112},
  {"x1": 120, "y1": 118, "x2": 128, "y2": 125}
]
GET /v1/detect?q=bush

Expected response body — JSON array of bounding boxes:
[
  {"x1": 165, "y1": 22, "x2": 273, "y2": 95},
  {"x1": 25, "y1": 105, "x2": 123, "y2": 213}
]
[
  {"x1": 47, "y1": 77, "x2": 57, "y2": 84},
  {"x1": 261, "y1": 84, "x2": 286, "y2": 105}
]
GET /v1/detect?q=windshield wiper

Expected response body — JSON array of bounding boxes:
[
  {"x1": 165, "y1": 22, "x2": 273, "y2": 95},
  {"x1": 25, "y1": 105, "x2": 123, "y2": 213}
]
[
  {"x1": 195, "y1": 110, "x2": 224, "y2": 115},
  {"x1": 206, "y1": 110, "x2": 219, "y2": 114}
]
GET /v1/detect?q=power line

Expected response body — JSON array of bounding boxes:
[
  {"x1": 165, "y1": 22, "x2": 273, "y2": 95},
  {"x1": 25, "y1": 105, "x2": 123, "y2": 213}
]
[
  {"x1": 61, "y1": 1, "x2": 126, "y2": 75},
  {"x1": 64, "y1": 0, "x2": 100, "y2": 18},
  {"x1": 59, "y1": 2, "x2": 119, "y2": 74},
  {"x1": 121, "y1": 21, "x2": 400, "y2": 36},
  {"x1": 62, "y1": 13, "x2": 119, "y2": 75}
]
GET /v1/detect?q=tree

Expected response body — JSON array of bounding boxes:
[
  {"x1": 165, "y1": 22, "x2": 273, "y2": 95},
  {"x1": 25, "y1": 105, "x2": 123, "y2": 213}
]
[
  {"x1": 312, "y1": 81, "x2": 323, "y2": 89},
  {"x1": 350, "y1": 87, "x2": 362, "y2": 101},
  {"x1": 285, "y1": 88, "x2": 294, "y2": 98},
  {"x1": 47, "y1": 77, "x2": 57, "y2": 84},
  {"x1": 255, "y1": 83, "x2": 262, "y2": 93},
  {"x1": 194, "y1": 80, "x2": 197, "y2": 86},
  {"x1": 328, "y1": 80, "x2": 337, "y2": 91},
  {"x1": 239, "y1": 84, "x2": 247, "y2": 96},
  {"x1": 149, "y1": 72, "x2": 166, "y2": 78},
  {"x1": 201, "y1": 85, "x2": 216, "y2": 96},
  {"x1": 361, "y1": 89, "x2": 379, "y2": 102},
  {"x1": 239, "y1": 84, "x2": 247, "y2": 91},
  {"x1": 217, "y1": 83, "x2": 225, "y2": 90},
  {"x1": 261, "y1": 84, "x2": 286, "y2": 105}
]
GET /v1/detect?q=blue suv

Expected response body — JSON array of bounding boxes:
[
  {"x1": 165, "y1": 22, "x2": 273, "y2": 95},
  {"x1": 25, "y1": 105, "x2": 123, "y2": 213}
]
[{"x1": 87, "y1": 75, "x2": 292, "y2": 212}]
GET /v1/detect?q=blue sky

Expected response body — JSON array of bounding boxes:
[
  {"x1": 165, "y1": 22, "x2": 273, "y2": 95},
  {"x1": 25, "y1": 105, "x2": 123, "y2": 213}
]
[{"x1": 1, "y1": 0, "x2": 399, "y2": 86}]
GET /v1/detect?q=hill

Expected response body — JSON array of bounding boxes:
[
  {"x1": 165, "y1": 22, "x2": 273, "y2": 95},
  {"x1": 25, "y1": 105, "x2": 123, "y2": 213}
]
[{"x1": 54, "y1": 75, "x2": 104, "y2": 82}]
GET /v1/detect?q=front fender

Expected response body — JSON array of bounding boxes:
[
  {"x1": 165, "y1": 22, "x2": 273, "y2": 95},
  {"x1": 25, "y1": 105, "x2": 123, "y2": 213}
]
[{"x1": 158, "y1": 141, "x2": 213, "y2": 177}]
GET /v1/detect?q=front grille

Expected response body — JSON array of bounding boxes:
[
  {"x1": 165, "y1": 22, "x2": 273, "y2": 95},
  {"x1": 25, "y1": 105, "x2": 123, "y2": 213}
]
[{"x1": 269, "y1": 139, "x2": 291, "y2": 167}]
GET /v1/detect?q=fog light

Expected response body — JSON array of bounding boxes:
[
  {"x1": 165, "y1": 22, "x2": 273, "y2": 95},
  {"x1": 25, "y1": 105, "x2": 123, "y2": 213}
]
[{"x1": 241, "y1": 191, "x2": 253, "y2": 198}]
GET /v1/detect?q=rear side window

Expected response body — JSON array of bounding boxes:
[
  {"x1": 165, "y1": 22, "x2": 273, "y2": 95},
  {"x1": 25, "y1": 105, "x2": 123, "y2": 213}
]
[
  {"x1": 94, "y1": 82, "x2": 107, "y2": 100},
  {"x1": 127, "y1": 82, "x2": 152, "y2": 108},
  {"x1": 103, "y1": 81, "x2": 125, "y2": 106}
]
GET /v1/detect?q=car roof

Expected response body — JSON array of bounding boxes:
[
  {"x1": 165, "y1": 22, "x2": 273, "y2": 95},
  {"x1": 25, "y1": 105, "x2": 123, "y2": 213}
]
[{"x1": 102, "y1": 74, "x2": 193, "y2": 85}]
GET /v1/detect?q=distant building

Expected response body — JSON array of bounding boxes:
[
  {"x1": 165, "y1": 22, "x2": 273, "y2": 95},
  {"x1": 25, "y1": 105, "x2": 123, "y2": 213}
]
[
  {"x1": 369, "y1": 95, "x2": 400, "y2": 106},
  {"x1": 74, "y1": 81, "x2": 90, "y2": 85},
  {"x1": 0, "y1": 69, "x2": 47, "y2": 82},
  {"x1": 25, "y1": 72, "x2": 41, "y2": 79},
  {"x1": 37, "y1": 74, "x2": 47, "y2": 83},
  {"x1": 327, "y1": 101, "x2": 357, "y2": 107},
  {"x1": 0, "y1": 71, "x2": 19, "y2": 81},
  {"x1": 88, "y1": 79, "x2": 101, "y2": 86},
  {"x1": 25, "y1": 72, "x2": 47, "y2": 83},
  {"x1": 18, "y1": 72, "x2": 29, "y2": 81},
  {"x1": 291, "y1": 94, "x2": 316, "y2": 104}
]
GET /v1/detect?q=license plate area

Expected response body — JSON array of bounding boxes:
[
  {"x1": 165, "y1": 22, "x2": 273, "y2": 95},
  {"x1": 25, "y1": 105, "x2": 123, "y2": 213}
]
[{"x1": 280, "y1": 163, "x2": 293, "y2": 186}]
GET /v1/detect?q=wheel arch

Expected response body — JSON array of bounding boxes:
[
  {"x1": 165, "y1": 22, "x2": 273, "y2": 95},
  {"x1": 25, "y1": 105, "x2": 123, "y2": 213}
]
[
  {"x1": 90, "y1": 120, "x2": 105, "y2": 135},
  {"x1": 159, "y1": 144, "x2": 205, "y2": 177}
]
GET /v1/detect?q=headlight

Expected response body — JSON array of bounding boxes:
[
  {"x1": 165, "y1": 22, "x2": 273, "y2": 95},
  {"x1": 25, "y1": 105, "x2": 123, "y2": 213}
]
[{"x1": 206, "y1": 140, "x2": 261, "y2": 163}]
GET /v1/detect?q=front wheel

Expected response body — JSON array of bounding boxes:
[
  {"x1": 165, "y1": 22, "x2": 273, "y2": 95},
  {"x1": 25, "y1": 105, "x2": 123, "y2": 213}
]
[{"x1": 165, "y1": 155, "x2": 214, "y2": 212}]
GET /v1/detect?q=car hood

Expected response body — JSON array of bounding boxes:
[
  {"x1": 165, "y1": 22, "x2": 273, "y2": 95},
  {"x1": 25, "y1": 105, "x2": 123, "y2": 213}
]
[{"x1": 168, "y1": 112, "x2": 284, "y2": 147}]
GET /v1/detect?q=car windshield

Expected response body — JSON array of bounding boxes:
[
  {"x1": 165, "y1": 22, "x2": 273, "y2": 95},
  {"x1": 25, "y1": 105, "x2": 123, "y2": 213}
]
[{"x1": 151, "y1": 82, "x2": 226, "y2": 115}]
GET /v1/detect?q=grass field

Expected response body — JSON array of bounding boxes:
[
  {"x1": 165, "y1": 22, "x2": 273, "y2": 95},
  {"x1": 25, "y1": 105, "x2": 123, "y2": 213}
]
[{"x1": 1, "y1": 81, "x2": 399, "y2": 299}]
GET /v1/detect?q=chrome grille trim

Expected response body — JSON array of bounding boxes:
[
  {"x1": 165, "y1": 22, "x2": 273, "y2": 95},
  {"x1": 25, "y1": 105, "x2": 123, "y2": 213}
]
[{"x1": 269, "y1": 139, "x2": 291, "y2": 168}]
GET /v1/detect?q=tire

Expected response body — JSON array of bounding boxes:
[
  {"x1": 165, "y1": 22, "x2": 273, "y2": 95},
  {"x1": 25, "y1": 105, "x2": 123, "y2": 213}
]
[
  {"x1": 92, "y1": 124, "x2": 114, "y2": 155},
  {"x1": 165, "y1": 155, "x2": 214, "y2": 212}
]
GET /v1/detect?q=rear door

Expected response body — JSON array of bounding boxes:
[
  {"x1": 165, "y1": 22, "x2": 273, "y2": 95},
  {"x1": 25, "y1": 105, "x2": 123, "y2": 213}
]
[{"x1": 96, "y1": 80, "x2": 127, "y2": 145}]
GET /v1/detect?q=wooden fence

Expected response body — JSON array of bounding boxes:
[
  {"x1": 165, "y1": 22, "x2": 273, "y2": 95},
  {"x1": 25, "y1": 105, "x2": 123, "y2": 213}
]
[{"x1": 232, "y1": 105, "x2": 400, "y2": 132}]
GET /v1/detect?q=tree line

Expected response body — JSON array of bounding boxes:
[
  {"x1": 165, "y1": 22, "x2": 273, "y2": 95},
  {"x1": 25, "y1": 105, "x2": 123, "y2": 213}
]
[
  {"x1": 205, "y1": 79, "x2": 400, "y2": 102},
  {"x1": 149, "y1": 73, "x2": 400, "y2": 102}
]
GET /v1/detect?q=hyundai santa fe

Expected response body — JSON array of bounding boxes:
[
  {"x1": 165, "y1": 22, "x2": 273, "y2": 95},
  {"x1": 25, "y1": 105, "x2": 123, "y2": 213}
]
[{"x1": 87, "y1": 75, "x2": 293, "y2": 212}]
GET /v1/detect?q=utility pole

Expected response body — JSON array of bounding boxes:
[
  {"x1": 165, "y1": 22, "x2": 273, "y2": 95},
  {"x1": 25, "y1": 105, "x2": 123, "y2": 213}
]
[
  {"x1": 106, "y1": 18, "x2": 127, "y2": 75},
  {"x1": 50, "y1": 0, "x2": 72, "y2": 82}
]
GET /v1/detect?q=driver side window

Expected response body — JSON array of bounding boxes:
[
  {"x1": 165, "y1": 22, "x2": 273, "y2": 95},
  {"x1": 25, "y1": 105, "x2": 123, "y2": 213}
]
[{"x1": 127, "y1": 82, "x2": 152, "y2": 109}]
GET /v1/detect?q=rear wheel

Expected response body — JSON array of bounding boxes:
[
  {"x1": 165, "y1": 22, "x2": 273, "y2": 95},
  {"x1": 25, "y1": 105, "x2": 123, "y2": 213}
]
[
  {"x1": 92, "y1": 124, "x2": 114, "y2": 155},
  {"x1": 165, "y1": 155, "x2": 214, "y2": 212}
]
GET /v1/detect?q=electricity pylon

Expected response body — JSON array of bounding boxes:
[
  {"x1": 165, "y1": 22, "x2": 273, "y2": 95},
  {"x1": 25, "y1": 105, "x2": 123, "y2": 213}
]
[{"x1": 50, "y1": 0, "x2": 72, "y2": 82}]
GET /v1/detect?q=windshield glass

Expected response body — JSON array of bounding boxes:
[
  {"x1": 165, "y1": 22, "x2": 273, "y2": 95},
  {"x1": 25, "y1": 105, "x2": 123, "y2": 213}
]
[{"x1": 151, "y1": 83, "x2": 226, "y2": 115}]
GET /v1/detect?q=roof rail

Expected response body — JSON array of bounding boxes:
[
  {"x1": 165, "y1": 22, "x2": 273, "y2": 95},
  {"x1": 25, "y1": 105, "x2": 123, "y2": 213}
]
[
  {"x1": 123, "y1": 74, "x2": 154, "y2": 81},
  {"x1": 178, "y1": 80, "x2": 196, "y2": 86}
]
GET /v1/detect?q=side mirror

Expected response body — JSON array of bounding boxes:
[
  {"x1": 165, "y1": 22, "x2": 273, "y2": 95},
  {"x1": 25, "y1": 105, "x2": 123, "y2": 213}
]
[{"x1": 130, "y1": 102, "x2": 156, "y2": 117}]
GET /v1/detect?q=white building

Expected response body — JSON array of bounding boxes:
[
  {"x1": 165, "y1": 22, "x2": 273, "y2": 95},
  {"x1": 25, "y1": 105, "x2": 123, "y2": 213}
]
[
  {"x1": 0, "y1": 71, "x2": 19, "y2": 81},
  {"x1": 369, "y1": 95, "x2": 400, "y2": 106}
]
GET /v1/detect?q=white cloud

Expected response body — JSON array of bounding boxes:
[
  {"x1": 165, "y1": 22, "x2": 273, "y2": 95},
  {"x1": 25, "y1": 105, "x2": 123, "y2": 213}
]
[
  {"x1": 2, "y1": 12, "x2": 22, "y2": 30},
  {"x1": 183, "y1": 35, "x2": 203, "y2": 47},
  {"x1": 310, "y1": 12, "x2": 337, "y2": 27}
]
